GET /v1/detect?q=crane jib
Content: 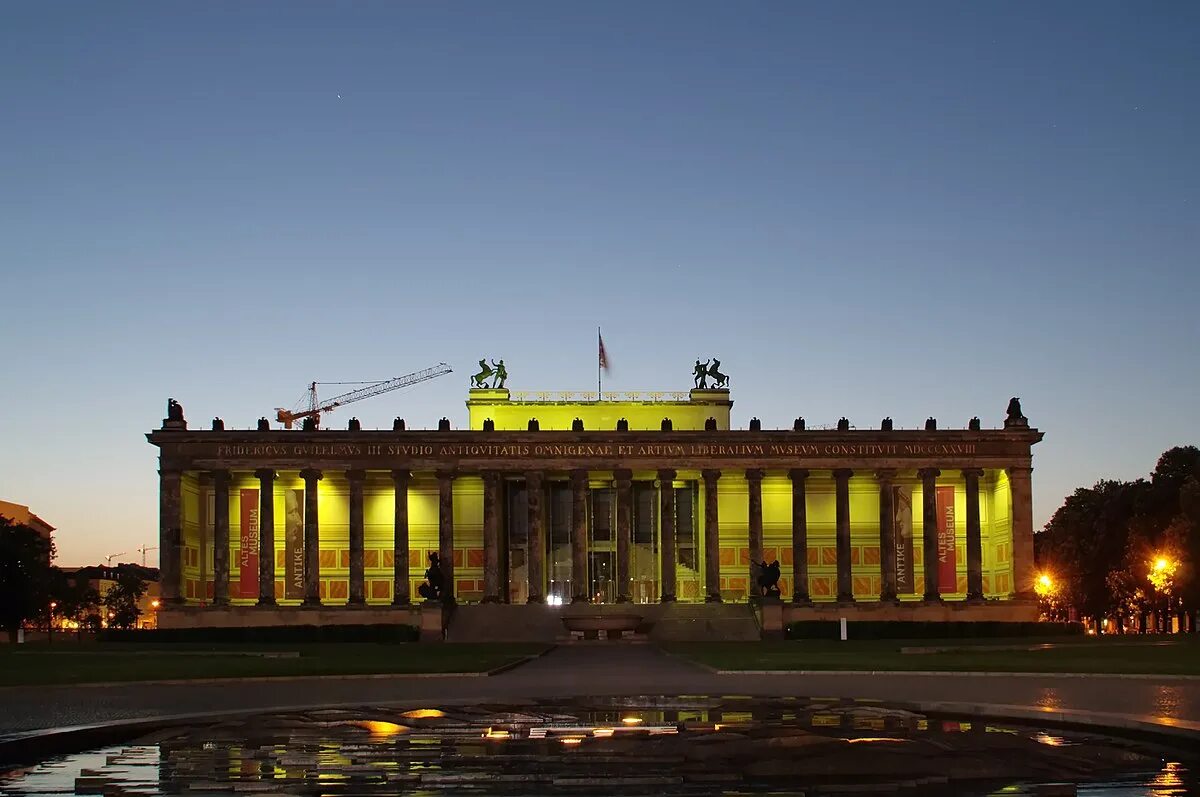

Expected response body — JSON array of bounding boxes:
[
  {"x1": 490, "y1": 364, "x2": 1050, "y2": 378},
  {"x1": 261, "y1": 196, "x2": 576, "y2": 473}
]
[{"x1": 277, "y1": 363, "x2": 452, "y2": 426}]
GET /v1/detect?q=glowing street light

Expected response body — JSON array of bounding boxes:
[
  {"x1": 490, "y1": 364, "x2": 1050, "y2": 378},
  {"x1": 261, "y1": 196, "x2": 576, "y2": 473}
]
[
  {"x1": 1148, "y1": 555, "x2": 1177, "y2": 594},
  {"x1": 1034, "y1": 573, "x2": 1055, "y2": 597}
]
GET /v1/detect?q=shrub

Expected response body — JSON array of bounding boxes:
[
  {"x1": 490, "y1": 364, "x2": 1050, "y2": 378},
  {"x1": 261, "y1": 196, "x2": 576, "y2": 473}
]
[
  {"x1": 99, "y1": 623, "x2": 419, "y2": 644},
  {"x1": 784, "y1": 620, "x2": 1084, "y2": 640}
]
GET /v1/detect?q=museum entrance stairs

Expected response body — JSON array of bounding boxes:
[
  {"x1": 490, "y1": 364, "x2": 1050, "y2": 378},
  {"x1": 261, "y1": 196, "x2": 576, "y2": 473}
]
[{"x1": 443, "y1": 602, "x2": 761, "y2": 643}]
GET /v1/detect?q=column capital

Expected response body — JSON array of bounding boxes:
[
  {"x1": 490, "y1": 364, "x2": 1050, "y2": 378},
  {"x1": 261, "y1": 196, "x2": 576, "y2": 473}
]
[
  {"x1": 657, "y1": 468, "x2": 677, "y2": 482},
  {"x1": 569, "y1": 469, "x2": 589, "y2": 487},
  {"x1": 832, "y1": 468, "x2": 853, "y2": 480},
  {"x1": 525, "y1": 470, "x2": 545, "y2": 488},
  {"x1": 299, "y1": 468, "x2": 323, "y2": 481},
  {"x1": 612, "y1": 468, "x2": 633, "y2": 487},
  {"x1": 346, "y1": 469, "x2": 366, "y2": 482},
  {"x1": 960, "y1": 467, "x2": 985, "y2": 480},
  {"x1": 701, "y1": 468, "x2": 721, "y2": 484},
  {"x1": 158, "y1": 467, "x2": 183, "y2": 478},
  {"x1": 435, "y1": 469, "x2": 457, "y2": 482},
  {"x1": 253, "y1": 467, "x2": 276, "y2": 481},
  {"x1": 483, "y1": 471, "x2": 502, "y2": 487},
  {"x1": 1006, "y1": 465, "x2": 1033, "y2": 478},
  {"x1": 210, "y1": 469, "x2": 231, "y2": 483},
  {"x1": 744, "y1": 468, "x2": 764, "y2": 482},
  {"x1": 390, "y1": 469, "x2": 411, "y2": 484},
  {"x1": 917, "y1": 467, "x2": 941, "y2": 480},
  {"x1": 875, "y1": 468, "x2": 898, "y2": 482},
  {"x1": 788, "y1": 468, "x2": 810, "y2": 481}
]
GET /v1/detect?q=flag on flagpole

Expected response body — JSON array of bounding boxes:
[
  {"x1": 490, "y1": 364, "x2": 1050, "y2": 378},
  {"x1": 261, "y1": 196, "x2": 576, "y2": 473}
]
[{"x1": 598, "y1": 331, "x2": 610, "y2": 372}]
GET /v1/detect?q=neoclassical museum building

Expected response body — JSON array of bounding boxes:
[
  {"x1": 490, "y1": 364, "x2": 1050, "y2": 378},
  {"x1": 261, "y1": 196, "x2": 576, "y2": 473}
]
[{"x1": 149, "y1": 373, "x2": 1043, "y2": 637}]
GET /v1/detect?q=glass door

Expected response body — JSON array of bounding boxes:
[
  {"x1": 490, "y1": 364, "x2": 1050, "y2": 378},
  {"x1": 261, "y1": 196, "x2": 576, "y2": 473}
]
[
  {"x1": 631, "y1": 482, "x2": 659, "y2": 602},
  {"x1": 505, "y1": 481, "x2": 529, "y2": 604},
  {"x1": 589, "y1": 487, "x2": 616, "y2": 602},
  {"x1": 547, "y1": 483, "x2": 572, "y2": 604},
  {"x1": 675, "y1": 483, "x2": 701, "y2": 601}
]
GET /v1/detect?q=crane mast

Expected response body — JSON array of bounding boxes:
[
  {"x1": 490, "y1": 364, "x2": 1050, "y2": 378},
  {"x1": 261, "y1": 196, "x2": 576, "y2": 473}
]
[{"x1": 275, "y1": 362, "x2": 452, "y2": 428}]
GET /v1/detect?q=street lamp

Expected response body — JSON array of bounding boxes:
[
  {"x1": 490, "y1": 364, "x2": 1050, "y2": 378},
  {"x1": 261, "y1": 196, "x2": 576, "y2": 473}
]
[{"x1": 1148, "y1": 554, "x2": 1178, "y2": 634}]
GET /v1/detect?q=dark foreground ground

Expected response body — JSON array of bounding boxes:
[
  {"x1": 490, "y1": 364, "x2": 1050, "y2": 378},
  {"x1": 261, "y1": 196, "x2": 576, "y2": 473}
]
[{"x1": 2, "y1": 644, "x2": 1199, "y2": 740}]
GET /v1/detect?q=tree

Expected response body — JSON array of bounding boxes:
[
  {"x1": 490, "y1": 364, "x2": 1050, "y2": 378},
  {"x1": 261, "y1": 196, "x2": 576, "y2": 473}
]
[
  {"x1": 0, "y1": 516, "x2": 56, "y2": 642},
  {"x1": 1037, "y1": 479, "x2": 1143, "y2": 625},
  {"x1": 1037, "y1": 446, "x2": 1200, "y2": 633},
  {"x1": 103, "y1": 571, "x2": 147, "y2": 629},
  {"x1": 52, "y1": 573, "x2": 102, "y2": 640}
]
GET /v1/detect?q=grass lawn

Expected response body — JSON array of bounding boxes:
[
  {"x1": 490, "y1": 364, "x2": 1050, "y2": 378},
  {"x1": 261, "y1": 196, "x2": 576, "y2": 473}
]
[
  {"x1": 663, "y1": 636, "x2": 1200, "y2": 675},
  {"x1": 0, "y1": 642, "x2": 548, "y2": 687}
]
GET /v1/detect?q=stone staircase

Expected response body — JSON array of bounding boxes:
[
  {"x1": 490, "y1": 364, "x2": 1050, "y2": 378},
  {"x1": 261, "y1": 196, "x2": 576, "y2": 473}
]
[
  {"x1": 645, "y1": 602, "x2": 761, "y2": 642},
  {"x1": 444, "y1": 602, "x2": 762, "y2": 643},
  {"x1": 444, "y1": 603, "x2": 570, "y2": 643}
]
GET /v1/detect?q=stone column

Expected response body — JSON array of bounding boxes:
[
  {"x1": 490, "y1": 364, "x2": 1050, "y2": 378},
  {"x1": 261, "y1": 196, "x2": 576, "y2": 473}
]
[
  {"x1": 570, "y1": 470, "x2": 589, "y2": 603},
  {"x1": 1008, "y1": 466, "x2": 1035, "y2": 599},
  {"x1": 746, "y1": 469, "x2": 764, "y2": 599},
  {"x1": 658, "y1": 469, "x2": 677, "y2": 602},
  {"x1": 833, "y1": 469, "x2": 854, "y2": 603},
  {"x1": 437, "y1": 471, "x2": 455, "y2": 602},
  {"x1": 211, "y1": 470, "x2": 231, "y2": 606},
  {"x1": 789, "y1": 469, "x2": 810, "y2": 604},
  {"x1": 347, "y1": 470, "x2": 366, "y2": 605},
  {"x1": 300, "y1": 468, "x2": 322, "y2": 606},
  {"x1": 254, "y1": 468, "x2": 276, "y2": 606},
  {"x1": 877, "y1": 469, "x2": 898, "y2": 602},
  {"x1": 526, "y1": 472, "x2": 545, "y2": 603},
  {"x1": 919, "y1": 467, "x2": 941, "y2": 601},
  {"x1": 158, "y1": 468, "x2": 183, "y2": 604},
  {"x1": 702, "y1": 469, "x2": 721, "y2": 602},
  {"x1": 613, "y1": 469, "x2": 633, "y2": 603},
  {"x1": 962, "y1": 468, "x2": 985, "y2": 601},
  {"x1": 391, "y1": 470, "x2": 411, "y2": 605},
  {"x1": 482, "y1": 472, "x2": 501, "y2": 603}
]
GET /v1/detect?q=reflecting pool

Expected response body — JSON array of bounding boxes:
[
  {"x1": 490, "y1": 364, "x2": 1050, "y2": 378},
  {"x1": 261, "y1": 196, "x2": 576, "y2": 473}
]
[{"x1": 2, "y1": 697, "x2": 1196, "y2": 795}]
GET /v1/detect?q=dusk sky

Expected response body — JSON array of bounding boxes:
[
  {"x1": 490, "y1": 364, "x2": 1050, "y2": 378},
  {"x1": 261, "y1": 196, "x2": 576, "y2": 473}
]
[{"x1": 2, "y1": 3, "x2": 1197, "y2": 567}]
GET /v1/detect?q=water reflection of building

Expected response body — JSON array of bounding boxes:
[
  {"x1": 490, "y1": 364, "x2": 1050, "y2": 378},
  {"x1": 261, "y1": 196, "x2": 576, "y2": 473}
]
[{"x1": 149, "y1": 384, "x2": 1043, "y2": 628}]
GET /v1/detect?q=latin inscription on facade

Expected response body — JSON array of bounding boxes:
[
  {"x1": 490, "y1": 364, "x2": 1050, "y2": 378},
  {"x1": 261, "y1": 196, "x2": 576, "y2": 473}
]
[{"x1": 213, "y1": 441, "x2": 980, "y2": 460}]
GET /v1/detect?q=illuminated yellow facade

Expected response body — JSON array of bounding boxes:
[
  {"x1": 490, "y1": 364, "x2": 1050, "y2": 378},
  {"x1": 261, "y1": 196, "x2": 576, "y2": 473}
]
[{"x1": 151, "y1": 386, "x2": 1042, "y2": 625}]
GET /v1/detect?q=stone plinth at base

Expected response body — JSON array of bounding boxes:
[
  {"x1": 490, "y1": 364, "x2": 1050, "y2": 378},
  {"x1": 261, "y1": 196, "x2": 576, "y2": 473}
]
[
  {"x1": 758, "y1": 600, "x2": 785, "y2": 640},
  {"x1": 785, "y1": 599, "x2": 1039, "y2": 624},
  {"x1": 419, "y1": 602, "x2": 450, "y2": 642},
  {"x1": 158, "y1": 605, "x2": 422, "y2": 630}
]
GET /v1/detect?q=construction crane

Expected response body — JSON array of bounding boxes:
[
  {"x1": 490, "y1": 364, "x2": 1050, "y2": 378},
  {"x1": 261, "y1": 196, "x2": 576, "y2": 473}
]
[
  {"x1": 137, "y1": 544, "x2": 159, "y2": 566},
  {"x1": 275, "y1": 363, "x2": 453, "y2": 429}
]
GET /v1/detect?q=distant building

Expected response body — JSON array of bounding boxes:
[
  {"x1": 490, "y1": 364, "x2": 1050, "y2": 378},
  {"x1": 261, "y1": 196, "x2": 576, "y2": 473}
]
[
  {"x1": 62, "y1": 563, "x2": 162, "y2": 629},
  {"x1": 0, "y1": 500, "x2": 55, "y2": 544}
]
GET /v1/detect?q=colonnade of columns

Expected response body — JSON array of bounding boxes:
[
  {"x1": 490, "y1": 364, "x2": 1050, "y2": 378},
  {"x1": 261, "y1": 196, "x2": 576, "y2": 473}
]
[{"x1": 158, "y1": 465, "x2": 1036, "y2": 606}]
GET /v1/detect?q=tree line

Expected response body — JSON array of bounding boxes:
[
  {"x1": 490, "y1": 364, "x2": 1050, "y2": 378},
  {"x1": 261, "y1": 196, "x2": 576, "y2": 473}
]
[
  {"x1": 0, "y1": 516, "x2": 148, "y2": 642},
  {"x1": 1036, "y1": 446, "x2": 1200, "y2": 632}
]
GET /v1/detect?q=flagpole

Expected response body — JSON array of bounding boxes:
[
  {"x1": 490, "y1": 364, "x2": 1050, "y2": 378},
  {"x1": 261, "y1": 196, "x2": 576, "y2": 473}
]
[{"x1": 597, "y1": 326, "x2": 602, "y2": 398}]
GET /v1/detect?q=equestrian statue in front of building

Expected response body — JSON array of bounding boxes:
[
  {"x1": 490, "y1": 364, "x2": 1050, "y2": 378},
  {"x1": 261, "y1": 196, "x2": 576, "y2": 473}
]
[{"x1": 693, "y1": 358, "x2": 729, "y2": 389}]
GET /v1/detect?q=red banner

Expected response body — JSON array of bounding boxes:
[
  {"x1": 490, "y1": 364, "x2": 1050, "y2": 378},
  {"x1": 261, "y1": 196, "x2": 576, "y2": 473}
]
[
  {"x1": 239, "y1": 489, "x2": 259, "y2": 599},
  {"x1": 936, "y1": 486, "x2": 956, "y2": 590}
]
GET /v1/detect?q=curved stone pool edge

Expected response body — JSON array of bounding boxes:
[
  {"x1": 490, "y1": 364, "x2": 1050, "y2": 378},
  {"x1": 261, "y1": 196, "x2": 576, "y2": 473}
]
[{"x1": 3, "y1": 695, "x2": 1198, "y2": 773}]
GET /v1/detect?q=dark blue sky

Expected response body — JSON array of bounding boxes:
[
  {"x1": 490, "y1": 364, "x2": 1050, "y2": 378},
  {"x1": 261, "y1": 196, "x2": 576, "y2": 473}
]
[{"x1": 3, "y1": 3, "x2": 1197, "y2": 564}]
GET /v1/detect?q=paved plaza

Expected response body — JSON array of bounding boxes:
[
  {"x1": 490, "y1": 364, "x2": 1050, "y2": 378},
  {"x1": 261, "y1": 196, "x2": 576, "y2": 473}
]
[{"x1": 3, "y1": 645, "x2": 1200, "y2": 741}]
